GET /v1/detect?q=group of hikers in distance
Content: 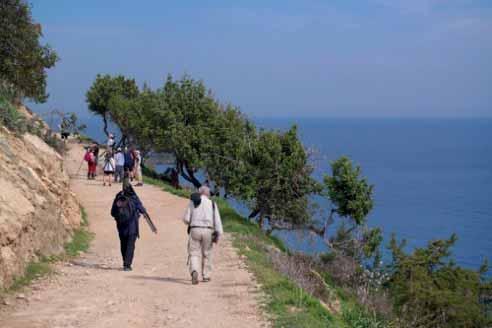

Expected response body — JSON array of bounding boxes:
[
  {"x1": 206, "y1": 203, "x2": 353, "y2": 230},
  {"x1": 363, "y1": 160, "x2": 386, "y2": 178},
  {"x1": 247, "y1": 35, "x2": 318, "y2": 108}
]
[
  {"x1": 82, "y1": 133, "x2": 223, "y2": 284},
  {"x1": 82, "y1": 133, "x2": 144, "y2": 187}
]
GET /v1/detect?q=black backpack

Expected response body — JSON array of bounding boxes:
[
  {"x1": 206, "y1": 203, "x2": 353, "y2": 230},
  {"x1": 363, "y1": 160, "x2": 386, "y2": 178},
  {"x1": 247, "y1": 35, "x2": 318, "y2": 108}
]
[{"x1": 115, "y1": 195, "x2": 134, "y2": 224}]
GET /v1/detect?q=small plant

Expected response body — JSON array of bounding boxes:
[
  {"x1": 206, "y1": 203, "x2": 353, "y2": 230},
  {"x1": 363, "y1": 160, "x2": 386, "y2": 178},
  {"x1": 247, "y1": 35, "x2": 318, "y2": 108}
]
[
  {"x1": 64, "y1": 207, "x2": 93, "y2": 257},
  {"x1": 342, "y1": 307, "x2": 388, "y2": 328},
  {"x1": 0, "y1": 93, "x2": 26, "y2": 134}
]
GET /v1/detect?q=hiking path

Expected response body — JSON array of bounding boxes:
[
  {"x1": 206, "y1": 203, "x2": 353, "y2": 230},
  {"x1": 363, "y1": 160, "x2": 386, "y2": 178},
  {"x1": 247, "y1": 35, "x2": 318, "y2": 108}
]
[{"x1": 0, "y1": 142, "x2": 268, "y2": 328}]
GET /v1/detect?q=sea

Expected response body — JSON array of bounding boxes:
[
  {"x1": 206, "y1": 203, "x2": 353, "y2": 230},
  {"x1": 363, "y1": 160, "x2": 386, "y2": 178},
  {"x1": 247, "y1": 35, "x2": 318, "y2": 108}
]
[{"x1": 75, "y1": 115, "x2": 492, "y2": 270}]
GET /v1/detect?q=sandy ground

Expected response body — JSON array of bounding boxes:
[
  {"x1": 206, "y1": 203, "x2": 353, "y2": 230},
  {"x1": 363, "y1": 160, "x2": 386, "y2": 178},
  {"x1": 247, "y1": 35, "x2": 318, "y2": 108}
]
[{"x1": 0, "y1": 142, "x2": 268, "y2": 328}]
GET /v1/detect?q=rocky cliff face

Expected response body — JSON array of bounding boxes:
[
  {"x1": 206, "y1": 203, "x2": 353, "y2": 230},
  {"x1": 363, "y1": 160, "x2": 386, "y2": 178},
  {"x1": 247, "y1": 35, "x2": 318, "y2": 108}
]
[{"x1": 0, "y1": 125, "x2": 81, "y2": 290}]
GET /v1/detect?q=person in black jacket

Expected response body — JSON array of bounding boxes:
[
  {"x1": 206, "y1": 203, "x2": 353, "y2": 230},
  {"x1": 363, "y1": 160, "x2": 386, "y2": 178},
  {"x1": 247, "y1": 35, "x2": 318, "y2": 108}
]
[
  {"x1": 123, "y1": 146, "x2": 135, "y2": 180},
  {"x1": 110, "y1": 185, "x2": 146, "y2": 271}
]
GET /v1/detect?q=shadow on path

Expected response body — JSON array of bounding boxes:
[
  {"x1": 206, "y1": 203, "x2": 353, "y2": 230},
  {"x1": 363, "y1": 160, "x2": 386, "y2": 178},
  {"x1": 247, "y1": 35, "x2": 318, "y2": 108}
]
[
  {"x1": 70, "y1": 260, "x2": 121, "y2": 271},
  {"x1": 128, "y1": 275, "x2": 190, "y2": 286}
]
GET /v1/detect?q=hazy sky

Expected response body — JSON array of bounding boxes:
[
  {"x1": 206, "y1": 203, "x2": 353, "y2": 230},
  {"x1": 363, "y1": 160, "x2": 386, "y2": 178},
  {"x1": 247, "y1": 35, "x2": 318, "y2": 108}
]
[{"x1": 29, "y1": 0, "x2": 492, "y2": 118}]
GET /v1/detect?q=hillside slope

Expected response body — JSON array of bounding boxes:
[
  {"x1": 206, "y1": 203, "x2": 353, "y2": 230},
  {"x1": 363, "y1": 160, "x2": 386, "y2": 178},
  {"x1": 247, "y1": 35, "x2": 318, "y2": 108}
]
[{"x1": 0, "y1": 126, "x2": 81, "y2": 290}]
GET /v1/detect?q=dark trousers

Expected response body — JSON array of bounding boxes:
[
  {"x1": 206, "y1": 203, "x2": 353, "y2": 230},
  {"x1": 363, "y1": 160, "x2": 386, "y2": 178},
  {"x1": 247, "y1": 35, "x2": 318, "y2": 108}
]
[
  {"x1": 119, "y1": 234, "x2": 137, "y2": 267},
  {"x1": 114, "y1": 165, "x2": 124, "y2": 182}
]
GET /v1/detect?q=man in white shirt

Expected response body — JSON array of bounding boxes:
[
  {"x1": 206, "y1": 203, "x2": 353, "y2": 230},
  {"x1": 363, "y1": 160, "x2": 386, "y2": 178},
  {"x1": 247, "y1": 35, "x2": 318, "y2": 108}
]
[
  {"x1": 183, "y1": 186, "x2": 223, "y2": 284},
  {"x1": 107, "y1": 133, "x2": 115, "y2": 150},
  {"x1": 114, "y1": 147, "x2": 125, "y2": 183}
]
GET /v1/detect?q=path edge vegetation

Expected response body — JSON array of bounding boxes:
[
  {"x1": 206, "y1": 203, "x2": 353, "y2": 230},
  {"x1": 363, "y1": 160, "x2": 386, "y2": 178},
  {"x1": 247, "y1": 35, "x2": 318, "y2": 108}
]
[
  {"x1": 0, "y1": 206, "x2": 93, "y2": 296},
  {"x1": 143, "y1": 174, "x2": 383, "y2": 328}
]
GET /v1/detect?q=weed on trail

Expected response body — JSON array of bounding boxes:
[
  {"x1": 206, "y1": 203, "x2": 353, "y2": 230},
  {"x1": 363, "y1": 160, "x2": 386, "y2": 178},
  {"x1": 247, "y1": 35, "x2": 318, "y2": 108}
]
[{"x1": 64, "y1": 207, "x2": 93, "y2": 257}]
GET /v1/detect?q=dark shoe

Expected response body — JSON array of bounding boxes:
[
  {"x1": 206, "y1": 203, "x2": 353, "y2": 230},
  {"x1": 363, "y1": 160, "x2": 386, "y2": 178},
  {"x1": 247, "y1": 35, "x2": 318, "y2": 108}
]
[
  {"x1": 123, "y1": 266, "x2": 132, "y2": 271},
  {"x1": 191, "y1": 271, "x2": 199, "y2": 285},
  {"x1": 203, "y1": 277, "x2": 211, "y2": 282}
]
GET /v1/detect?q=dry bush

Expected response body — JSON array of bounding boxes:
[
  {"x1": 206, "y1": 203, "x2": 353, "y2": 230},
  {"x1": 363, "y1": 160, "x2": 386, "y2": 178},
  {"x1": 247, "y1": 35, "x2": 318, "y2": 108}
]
[
  {"x1": 267, "y1": 247, "x2": 341, "y2": 314},
  {"x1": 319, "y1": 254, "x2": 393, "y2": 318}
]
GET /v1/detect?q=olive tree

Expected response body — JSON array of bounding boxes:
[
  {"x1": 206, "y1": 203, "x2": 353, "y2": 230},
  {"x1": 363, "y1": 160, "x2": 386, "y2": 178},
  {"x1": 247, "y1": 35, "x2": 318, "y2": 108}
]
[
  {"x1": 242, "y1": 126, "x2": 320, "y2": 230},
  {"x1": 85, "y1": 74, "x2": 139, "y2": 137},
  {"x1": 149, "y1": 75, "x2": 219, "y2": 188},
  {"x1": 203, "y1": 104, "x2": 257, "y2": 197},
  {"x1": 108, "y1": 87, "x2": 158, "y2": 157},
  {"x1": 323, "y1": 156, "x2": 381, "y2": 263}
]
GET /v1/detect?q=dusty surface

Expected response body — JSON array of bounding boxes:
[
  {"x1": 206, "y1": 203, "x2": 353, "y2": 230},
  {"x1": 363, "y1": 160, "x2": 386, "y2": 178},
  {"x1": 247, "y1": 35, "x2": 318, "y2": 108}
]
[
  {"x1": 0, "y1": 141, "x2": 268, "y2": 328},
  {"x1": 0, "y1": 127, "x2": 80, "y2": 289}
]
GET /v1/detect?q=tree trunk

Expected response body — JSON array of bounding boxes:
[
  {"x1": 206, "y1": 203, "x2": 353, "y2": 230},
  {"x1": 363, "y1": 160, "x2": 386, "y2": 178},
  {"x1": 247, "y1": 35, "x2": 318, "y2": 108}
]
[
  {"x1": 183, "y1": 161, "x2": 202, "y2": 188},
  {"x1": 115, "y1": 135, "x2": 127, "y2": 149},
  {"x1": 258, "y1": 213, "x2": 265, "y2": 230},
  {"x1": 102, "y1": 114, "x2": 109, "y2": 137},
  {"x1": 176, "y1": 160, "x2": 202, "y2": 189},
  {"x1": 248, "y1": 208, "x2": 261, "y2": 219}
]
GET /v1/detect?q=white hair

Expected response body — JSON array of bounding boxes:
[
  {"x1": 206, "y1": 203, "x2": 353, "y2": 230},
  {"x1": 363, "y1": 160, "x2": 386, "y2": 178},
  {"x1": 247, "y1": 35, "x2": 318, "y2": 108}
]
[{"x1": 198, "y1": 185, "x2": 211, "y2": 197}]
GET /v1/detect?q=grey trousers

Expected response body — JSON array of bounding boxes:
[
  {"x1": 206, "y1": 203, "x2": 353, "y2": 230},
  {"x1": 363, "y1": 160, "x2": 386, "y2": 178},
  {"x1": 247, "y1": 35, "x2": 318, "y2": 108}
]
[
  {"x1": 115, "y1": 165, "x2": 124, "y2": 182},
  {"x1": 188, "y1": 228, "x2": 213, "y2": 279}
]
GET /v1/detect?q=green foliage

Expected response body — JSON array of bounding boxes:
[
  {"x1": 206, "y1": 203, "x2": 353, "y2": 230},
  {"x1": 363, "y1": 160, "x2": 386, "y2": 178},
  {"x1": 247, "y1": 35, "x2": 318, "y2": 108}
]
[
  {"x1": 0, "y1": 0, "x2": 58, "y2": 102},
  {"x1": 203, "y1": 104, "x2": 256, "y2": 196},
  {"x1": 387, "y1": 234, "x2": 490, "y2": 328},
  {"x1": 323, "y1": 156, "x2": 381, "y2": 265},
  {"x1": 0, "y1": 92, "x2": 26, "y2": 133},
  {"x1": 342, "y1": 306, "x2": 388, "y2": 328},
  {"x1": 64, "y1": 207, "x2": 93, "y2": 257},
  {"x1": 94, "y1": 73, "x2": 319, "y2": 222},
  {"x1": 85, "y1": 74, "x2": 139, "y2": 136},
  {"x1": 242, "y1": 126, "x2": 320, "y2": 227},
  {"x1": 324, "y1": 156, "x2": 374, "y2": 225},
  {"x1": 6, "y1": 258, "x2": 54, "y2": 292},
  {"x1": 153, "y1": 74, "x2": 219, "y2": 187}
]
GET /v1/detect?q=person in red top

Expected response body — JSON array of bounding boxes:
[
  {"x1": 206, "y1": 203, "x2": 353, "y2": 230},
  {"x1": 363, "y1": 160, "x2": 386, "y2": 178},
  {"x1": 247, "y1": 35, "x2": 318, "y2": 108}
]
[{"x1": 84, "y1": 148, "x2": 97, "y2": 180}]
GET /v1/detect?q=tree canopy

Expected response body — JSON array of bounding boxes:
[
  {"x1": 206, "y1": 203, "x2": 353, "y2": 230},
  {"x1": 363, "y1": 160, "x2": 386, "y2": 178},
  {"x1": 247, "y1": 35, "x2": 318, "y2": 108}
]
[
  {"x1": 86, "y1": 74, "x2": 139, "y2": 137},
  {"x1": 0, "y1": 0, "x2": 58, "y2": 102}
]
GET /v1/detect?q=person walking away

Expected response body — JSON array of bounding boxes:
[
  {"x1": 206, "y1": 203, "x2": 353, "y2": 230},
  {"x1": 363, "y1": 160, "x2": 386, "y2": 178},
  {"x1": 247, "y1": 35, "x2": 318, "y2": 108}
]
[
  {"x1": 60, "y1": 117, "x2": 70, "y2": 142},
  {"x1": 123, "y1": 147, "x2": 134, "y2": 180},
  {"x1": 92, "y1": 143, "x2": 100, "y2": 177},
  {"x1": 84, "y1": 148, "x2": 96, "y2": 180},
  {"x1": 114, "y1": 147, "x2": 125, "y2": 183},
  {"x1": 110, "y1": 184, "x2": 146, "y2": 271},
  {"x1": 107, "y1": 133, "x2": 115, "y2": 150},
  {"x1": 183, "y1": 186, "x2": 223, "y2": 284},
  {"x1": 134, "y1": 149, "x2": 143, "y2": 186},
  {"x1": 103, "y1": 151, "x2": 116, "y2": 186}
]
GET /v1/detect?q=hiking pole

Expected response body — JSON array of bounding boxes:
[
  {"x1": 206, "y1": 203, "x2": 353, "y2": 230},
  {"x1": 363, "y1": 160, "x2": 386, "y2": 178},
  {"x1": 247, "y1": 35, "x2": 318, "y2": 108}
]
[
  {"x1": 123, "y1": 177, "x2": 158, "y2": 234},
  {"x1": 75, "y1": 156, "x2": 85, "y2": 177}
]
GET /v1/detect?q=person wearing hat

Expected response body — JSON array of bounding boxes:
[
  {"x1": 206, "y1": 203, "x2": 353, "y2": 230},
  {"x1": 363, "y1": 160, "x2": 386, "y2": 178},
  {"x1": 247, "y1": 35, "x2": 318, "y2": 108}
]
[
  {"x1": 114, "y1": 147, "x2": 125, "y2": 183},
  {"x1": 134, "y1": 149, "x2": 143, "y2": 187},
  {"x1": 183, "y1": 186, "x2": 223, "y2": 284},
  {"x1": 110, "y1": 184, "x2": 146, "y2": 271},
  {"x1": 107, "y1": 133, "x2": 115, "y2": 150}
]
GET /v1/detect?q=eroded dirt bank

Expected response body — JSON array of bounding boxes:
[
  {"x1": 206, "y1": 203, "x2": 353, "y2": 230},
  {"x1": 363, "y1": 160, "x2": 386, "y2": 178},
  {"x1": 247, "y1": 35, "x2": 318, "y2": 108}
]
[{"x1": 0, "y1": 126, "x2": 81, "y2": 290}]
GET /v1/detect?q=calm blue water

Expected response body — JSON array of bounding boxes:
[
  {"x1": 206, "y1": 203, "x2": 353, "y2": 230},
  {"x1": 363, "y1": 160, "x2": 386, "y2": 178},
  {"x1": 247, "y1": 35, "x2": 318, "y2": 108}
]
[
  {"x1": 63, "y1": 114, "x2": 492, "y2": 270},
  {"x1": 256, "y1": 118, "x2": 492, "y2": 270}
]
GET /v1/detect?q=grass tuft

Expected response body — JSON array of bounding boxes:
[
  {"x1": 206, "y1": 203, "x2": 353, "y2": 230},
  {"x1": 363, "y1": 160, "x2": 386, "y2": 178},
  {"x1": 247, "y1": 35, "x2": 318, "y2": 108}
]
[{"x1": 8, "y1": 258, "x2": 54, "y2": 292}]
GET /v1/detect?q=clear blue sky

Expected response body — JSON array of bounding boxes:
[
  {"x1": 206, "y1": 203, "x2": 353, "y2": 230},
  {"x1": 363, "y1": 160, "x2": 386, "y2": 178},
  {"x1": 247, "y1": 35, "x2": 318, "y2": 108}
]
[{"x1": 29, "y1": 0, "x2": 492, "y2": 118}]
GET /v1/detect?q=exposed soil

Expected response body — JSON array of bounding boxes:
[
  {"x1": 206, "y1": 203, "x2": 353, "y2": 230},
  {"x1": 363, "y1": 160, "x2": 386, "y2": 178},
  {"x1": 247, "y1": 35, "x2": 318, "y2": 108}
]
[{"x1": 0, "y1": 142, "x2": 268, "y2": 328}]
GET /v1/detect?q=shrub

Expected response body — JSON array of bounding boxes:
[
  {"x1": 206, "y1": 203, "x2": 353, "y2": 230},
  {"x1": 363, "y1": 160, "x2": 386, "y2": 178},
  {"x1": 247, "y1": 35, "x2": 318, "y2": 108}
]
[
  {"x1": 0, "y1": 93, "x2": 26, "y2": 133},
  {"x1": 387, "y1": 234, "x2": 490, "y2": 328}
]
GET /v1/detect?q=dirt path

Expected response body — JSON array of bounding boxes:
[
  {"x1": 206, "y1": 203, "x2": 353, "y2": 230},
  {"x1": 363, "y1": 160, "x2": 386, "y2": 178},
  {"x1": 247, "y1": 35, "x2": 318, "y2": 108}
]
[{"x1": 0, "y1": 143, "x2": 267, "y2": 328}]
